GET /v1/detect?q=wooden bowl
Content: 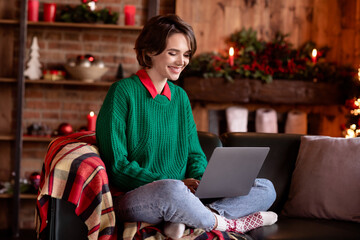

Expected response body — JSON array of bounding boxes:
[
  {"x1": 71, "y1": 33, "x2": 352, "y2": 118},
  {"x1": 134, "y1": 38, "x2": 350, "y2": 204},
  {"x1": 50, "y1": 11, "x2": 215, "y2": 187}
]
[{"x1": 64, "y1": 65, "x2": 109, "y2": 82}]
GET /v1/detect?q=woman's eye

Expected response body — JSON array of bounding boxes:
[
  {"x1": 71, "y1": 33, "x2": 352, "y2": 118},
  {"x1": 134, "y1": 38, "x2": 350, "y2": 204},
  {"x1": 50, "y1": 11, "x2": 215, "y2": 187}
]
[{"x1": 168, "y1": 52, "x2": 176, "y2": 56}]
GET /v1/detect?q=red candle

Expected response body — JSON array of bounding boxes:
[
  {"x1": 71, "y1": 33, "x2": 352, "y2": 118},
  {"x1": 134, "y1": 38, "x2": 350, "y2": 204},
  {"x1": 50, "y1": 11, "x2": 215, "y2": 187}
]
[
  {"x1": 28, "y1": 0, "x2": 39, "y2": 22},
  {"x1": 87, "y1": 111, "x2": 97, "y2": 131},
  {"x1": 311, "y1": 48, "x2": 317, "y2": 64},
  {"x1": 43, "y1": 3, "x2": 57, "y2": 22},
  {"x1": 124, "y1": 5, "x2": 136, "y2": 25},
  {"x1": 229, "y1": 47, "x2": 235, "y2": 67}
]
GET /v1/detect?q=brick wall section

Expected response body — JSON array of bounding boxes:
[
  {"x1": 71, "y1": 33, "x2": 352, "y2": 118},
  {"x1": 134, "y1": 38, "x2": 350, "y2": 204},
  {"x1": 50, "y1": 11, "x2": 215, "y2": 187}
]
[
  {"x1": 17, "y1": 0, "x2": 175, "y2": 229},
  {"x1": 23, "y1": 0, "x2": 175, "y2": 136},
  {"x1": 22, "y1": 0, "x2": 175, "y2": 169}
]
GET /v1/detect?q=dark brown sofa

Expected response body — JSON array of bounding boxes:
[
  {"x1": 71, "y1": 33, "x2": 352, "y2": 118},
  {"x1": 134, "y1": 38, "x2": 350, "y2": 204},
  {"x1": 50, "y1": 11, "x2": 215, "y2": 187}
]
[{"x1": 40, "y1": 132, "x2": 360, "y2": 240}]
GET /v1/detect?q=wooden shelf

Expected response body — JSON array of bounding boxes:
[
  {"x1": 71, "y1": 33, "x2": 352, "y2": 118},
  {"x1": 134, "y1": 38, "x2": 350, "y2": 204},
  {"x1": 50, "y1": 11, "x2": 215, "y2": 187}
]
[
  {"x1": 0, "y1": 78, "x2": 114, "y2": 86},
  {"x1": 0, "y1": 135, "x2": 54, "y2": 142},
  {"x1": 0, "y1": 77, "x2": 16, "y2": 83},
  {"x1": 0, "y1": 19, "x2": 143, "y2": 31},
  {"x1": 0, "y1": 193, "x2": 37, "y2": 199},
  {"x1": 25, "y1": 79, "x2": 114, "y2": 86},
  {"x1": 0, "y1": 19, "x2": 18, "y2": 25},
  {"x1": 0, "y1": 135, "x2": 15, "y2": 141},
  {"x1": 28, "y1": 21, "x2": 143, "y2": 31},
  {"x1": 23, "y1": 135, "x2": 54, "y2": 142},
  {"x1": 20, "y1": 194, "x2": 37, "y2": 199}
]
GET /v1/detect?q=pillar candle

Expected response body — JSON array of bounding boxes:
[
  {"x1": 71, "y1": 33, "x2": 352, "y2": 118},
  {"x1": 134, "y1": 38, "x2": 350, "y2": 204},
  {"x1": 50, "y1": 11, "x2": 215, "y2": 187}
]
[
  {"x1": 43, "y1": 3, "x2": 57, "y2": 22},
  {"x1": 229, "y1": 47, "x2": 234, "y2": 67},
  {"x1": 124, "y1": 5, "x2": 136, "y2": 25},
  {"x1": 28, "y1": 0, "x2": 39, "y2": 22},
  {"x1": 311, "y1": 48, "x2": 317, "y2": 64},
  {"x1": 87, "y1": 111, "x2": 97, "y2": 131}
]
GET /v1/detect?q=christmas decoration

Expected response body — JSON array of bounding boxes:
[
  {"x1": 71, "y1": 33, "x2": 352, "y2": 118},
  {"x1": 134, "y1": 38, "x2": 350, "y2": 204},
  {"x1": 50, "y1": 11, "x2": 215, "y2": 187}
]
[
  {"x1": 124, "y1": 5, "x2": 136, "y2": 25},
  {"x1": 78, "y1": 58, "x2": 92, "y2": 67},
  {"x1": 87, "y1": 111, "x2": 97, "y2": 131},
  {"x1": 92, "y1": 59, "x2": 105, "y2": 68},
  {"x1": 43, "y1": 70, "x2": 65, "y2": 81},
  {"x1": 65, "y1": 54, "x2": 108, "y2": 81},
  {"x1": 57, "y1": 123, "x2": 74, "y2": 136},
  {"x1": 24, "y1": 36, "x2": 42, "y2": 80},
  {"x1": 29, "y1": 172, "x2": 41, "y2": 192},
  {"x1": 59, "y1": 3, "x2": 118, "y2": 24},
  {"x1": 82, "y1": 0, "x2": 98, "y2": 11},
  {"x1": 184, "y1": 28, "x2": 357, "y2": 87},
  {"x1": 343, "y1": 98, "x2": 360, "y2": 138},
  {"x1": 26, "y1": 122, "x2": 52, "y2": 136}
]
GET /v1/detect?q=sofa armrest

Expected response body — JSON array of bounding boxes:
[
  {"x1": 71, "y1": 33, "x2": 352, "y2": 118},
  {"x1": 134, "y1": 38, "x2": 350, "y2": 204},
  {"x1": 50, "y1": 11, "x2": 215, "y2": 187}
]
[{"x1": 48, "y1": 198, "x2": 88, "y2": 240}]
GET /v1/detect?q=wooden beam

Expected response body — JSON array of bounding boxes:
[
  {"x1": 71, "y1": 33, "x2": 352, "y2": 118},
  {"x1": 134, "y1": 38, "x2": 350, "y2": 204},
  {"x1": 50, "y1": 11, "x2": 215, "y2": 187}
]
[
  {"x1": 12, "y1": 0, "x2": 27, "y2": 237},
  {"x1": 148, "y1": 0, "x2": 159, "y2": 20}
]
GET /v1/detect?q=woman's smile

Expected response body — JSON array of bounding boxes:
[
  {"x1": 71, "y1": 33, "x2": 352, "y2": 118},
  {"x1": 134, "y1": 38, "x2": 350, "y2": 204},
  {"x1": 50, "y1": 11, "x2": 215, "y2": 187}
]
[{"x1": 147, "y1": 33, "x2": 191, "y2": 83}]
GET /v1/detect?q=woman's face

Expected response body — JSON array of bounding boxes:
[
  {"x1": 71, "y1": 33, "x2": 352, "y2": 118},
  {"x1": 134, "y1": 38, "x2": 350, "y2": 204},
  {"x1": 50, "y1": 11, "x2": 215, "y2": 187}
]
[{"x1": 148, "y1": 33, "x2": 191, "y2": 81}]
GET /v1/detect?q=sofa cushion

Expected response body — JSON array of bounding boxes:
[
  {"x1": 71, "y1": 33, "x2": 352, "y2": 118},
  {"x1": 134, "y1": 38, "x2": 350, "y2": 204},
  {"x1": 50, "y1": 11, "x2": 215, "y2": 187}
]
[{"x1": 282, "y1": 135, "x2": 360, "y2": 223}]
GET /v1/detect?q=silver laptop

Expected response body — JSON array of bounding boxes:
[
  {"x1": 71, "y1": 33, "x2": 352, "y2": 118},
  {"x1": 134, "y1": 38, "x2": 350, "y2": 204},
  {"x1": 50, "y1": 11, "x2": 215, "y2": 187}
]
[{"x1": 195, "y1": 147, "x2": 270, "y2": 199}]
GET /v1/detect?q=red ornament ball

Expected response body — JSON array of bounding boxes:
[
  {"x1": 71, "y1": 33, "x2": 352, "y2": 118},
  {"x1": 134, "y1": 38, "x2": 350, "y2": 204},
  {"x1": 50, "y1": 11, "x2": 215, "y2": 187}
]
[
  {"x1": 30, "y1": 172, "x2": 41, "y2": 190},
  {"x1": 58, "y1": 123, "x2": 73, "y2": 136}
]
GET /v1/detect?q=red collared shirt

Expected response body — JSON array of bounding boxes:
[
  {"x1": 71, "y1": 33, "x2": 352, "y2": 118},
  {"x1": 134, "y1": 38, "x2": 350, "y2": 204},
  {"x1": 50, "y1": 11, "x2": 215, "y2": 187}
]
[{"x1": 136, "y1": 69, "x2": 171, "y2": 101}]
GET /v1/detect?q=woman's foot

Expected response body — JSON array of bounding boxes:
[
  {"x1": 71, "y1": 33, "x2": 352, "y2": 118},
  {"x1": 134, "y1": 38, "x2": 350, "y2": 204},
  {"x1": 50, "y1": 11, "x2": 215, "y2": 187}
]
[
  {"x1": 214, "y1": 211, "x2": 278, "y2": 233},
  {"x1": 164, "y1": 222, "x2": 185, "y2": 239}
]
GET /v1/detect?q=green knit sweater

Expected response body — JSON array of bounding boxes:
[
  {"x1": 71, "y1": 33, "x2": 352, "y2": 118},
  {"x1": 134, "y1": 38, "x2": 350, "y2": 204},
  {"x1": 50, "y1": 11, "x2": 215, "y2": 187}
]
[{"x1": 96, "y1": 74, "x2": 207, "y2": 192}]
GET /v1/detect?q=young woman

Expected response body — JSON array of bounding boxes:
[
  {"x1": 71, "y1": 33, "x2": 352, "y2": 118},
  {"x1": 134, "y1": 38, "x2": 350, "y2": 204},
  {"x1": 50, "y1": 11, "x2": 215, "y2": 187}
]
[{"x1": 96, "y1": 14, "x2": 277, "y2": 239}]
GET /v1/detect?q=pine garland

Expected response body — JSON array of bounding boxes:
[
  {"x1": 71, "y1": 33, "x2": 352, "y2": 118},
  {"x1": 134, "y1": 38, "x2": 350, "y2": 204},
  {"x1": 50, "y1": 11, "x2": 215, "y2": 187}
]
[{"x1": 59, "y1": 4, "x2": 119, "y2": 24}]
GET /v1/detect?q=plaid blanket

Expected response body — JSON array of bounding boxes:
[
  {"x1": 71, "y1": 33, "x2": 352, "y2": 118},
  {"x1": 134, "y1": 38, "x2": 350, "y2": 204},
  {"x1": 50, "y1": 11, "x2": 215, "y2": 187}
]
[
  {"x1": 35, "y1": 131, "x2": 116, "y2": 240},
  {"x1": 35, "y1": 131, "x2": 248, "y2": 240}
]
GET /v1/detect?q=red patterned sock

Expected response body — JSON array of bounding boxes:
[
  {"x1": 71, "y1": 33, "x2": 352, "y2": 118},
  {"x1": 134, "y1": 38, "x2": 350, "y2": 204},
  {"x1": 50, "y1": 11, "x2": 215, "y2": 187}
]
[{"x1": 214, "y1": 211, "x2": 277, "y2": 233}]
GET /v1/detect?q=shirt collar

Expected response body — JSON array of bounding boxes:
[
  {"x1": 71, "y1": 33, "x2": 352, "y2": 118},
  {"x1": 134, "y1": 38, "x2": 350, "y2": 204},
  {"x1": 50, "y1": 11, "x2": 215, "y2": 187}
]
[{"x1": 136, "y1": 69, "x2": 171, "y2": 101}]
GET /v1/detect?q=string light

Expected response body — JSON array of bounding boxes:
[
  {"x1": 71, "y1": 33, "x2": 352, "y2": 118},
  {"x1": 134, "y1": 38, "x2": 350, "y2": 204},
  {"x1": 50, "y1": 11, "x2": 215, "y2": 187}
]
[{"x1": 344, "y1": 98, "x2": 360, "y2": 138}]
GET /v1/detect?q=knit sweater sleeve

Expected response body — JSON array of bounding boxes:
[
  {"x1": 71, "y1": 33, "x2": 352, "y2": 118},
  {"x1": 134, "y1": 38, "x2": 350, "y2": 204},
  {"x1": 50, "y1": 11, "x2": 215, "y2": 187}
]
[
  {"x1": 96, "y1": 81, "x2": 165, "y2": 191},
  {"x1": 182, "y1": 91, "x2": 208, "y2": 180}
]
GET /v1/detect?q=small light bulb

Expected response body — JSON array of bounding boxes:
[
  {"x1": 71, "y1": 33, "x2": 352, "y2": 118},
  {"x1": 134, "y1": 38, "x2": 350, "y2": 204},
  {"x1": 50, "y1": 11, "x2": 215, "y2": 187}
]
[{"x1": 229, "y1": 47, "x2": 234, "y2": 57}]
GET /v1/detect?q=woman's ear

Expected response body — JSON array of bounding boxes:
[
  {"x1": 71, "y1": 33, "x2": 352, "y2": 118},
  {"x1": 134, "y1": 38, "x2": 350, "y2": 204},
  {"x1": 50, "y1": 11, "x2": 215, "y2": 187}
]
[
  {"x1": 143, "y1": 51, "x2": 153, "y2": 68},
  {"x1": 146, "y1": 51, "x2": 155, "y2": 58}
]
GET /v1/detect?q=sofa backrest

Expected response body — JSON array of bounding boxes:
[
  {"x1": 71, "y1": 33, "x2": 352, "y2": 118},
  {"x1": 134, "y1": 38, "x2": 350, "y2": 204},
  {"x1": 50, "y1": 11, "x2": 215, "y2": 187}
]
[
  {"x1": 197, "y1": 131, "x2": 223, "y2": 160},
  {"x1": 221, "y1": 132, "x2": 302, "y2": 213}
]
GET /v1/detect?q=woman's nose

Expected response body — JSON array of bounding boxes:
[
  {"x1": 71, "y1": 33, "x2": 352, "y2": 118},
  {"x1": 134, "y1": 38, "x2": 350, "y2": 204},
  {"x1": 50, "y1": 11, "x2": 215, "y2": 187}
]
[{"x1": 176, "y1": 55, "x2": 186, "y2": 66}]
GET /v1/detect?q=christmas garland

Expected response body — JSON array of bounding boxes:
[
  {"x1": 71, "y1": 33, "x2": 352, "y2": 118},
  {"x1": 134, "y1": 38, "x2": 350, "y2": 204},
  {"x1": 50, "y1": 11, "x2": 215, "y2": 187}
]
[
  {"x1": 59, "y1": 4, "x2": 119, "y2": 24},
  {"x1": 184, "y1": 28, "x2": 358, "y2": 96}
]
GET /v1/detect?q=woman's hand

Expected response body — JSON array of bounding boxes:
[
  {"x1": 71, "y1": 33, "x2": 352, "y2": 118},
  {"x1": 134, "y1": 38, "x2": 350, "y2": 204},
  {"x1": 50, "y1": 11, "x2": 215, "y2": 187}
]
[{"x1": 182, "y1": 178, "x2": 200, "y2": 193}]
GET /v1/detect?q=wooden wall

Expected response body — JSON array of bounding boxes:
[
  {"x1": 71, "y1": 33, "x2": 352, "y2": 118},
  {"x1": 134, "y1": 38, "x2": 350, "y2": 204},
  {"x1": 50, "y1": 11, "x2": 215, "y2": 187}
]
[{"x1": 176, "y1": 0, "x2": 359, "y2": 66}]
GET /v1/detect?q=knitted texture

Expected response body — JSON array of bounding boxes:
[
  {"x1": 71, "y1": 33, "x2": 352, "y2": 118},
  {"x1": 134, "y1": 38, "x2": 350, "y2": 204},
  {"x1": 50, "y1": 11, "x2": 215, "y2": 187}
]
[
  {"x1": 96, "y1": 74, "x2": 207, "y2": 192},
  {"x1": 225, "y1": 212, "x2": 264, "y2": 233}
]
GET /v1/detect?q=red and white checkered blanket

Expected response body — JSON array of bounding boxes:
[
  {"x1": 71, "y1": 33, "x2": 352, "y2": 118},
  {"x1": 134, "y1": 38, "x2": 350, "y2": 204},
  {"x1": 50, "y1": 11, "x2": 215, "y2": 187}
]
[
  {"x1": 35, "y1": 131, "x2": 247, "y2": 240},
  {"x1": 35, "y1": 131, "x2": 116, "y2": 240}
]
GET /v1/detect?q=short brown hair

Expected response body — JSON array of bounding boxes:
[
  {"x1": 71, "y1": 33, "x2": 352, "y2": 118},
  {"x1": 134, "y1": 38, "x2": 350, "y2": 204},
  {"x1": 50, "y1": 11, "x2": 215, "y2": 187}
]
[{"x1": 134, "y1": 14, "x2": 197, "y2": 68}]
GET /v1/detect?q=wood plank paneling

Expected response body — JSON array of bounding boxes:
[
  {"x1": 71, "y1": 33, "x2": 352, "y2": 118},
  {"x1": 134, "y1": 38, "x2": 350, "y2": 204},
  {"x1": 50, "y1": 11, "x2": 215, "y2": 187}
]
[
  {"x1": 0, "y1": 27, "x2": 15, "y2": 77},
  {"x1": 0, "y1": 84, "x2": 15, "y2": 135},
  {"x1": 0, "y1": 1, "x2": 16, "y2": 19},
  {"x1": 176, "y1": 0, "x2": 360, "y2": 66}
]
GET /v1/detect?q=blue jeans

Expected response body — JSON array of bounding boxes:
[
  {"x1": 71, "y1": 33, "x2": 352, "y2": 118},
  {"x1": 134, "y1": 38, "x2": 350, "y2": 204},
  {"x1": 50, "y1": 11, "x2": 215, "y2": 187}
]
[{"x1": 114, "y1": 178, "x2": 276, "y2": 232}]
